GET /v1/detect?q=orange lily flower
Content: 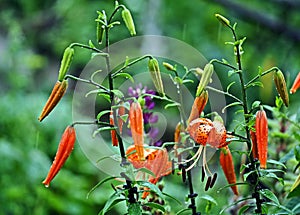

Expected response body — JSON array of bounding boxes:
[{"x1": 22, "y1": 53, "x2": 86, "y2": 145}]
[
  {"x1": 42, "y1": 125, "x2": 76, "y2": 187},
  {"x1": 255, "y1": 109, "x2": 268, "y2": 169},
  {"x1": 126, "y1": 145, "x2": 172, "y2": 198}
]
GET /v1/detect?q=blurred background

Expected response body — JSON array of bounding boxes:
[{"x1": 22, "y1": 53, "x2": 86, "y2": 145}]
[{"x1": 1, "y1": 0, "x2": 300, "y2": 214}]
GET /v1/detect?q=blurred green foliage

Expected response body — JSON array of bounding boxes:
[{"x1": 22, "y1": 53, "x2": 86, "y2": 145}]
[{"x1": 1, "y1": 0, "x2": 300, "y2": 214}]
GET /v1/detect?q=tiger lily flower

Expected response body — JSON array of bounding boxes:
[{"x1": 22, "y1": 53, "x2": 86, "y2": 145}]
[{"x1": 126, "y1": 145, "x2": 172, "y2": 199}]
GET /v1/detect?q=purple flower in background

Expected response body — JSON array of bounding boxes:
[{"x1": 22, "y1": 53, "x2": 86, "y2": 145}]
[{"x1": 127, "y1": 83, "x2": 162, "y2": 146}]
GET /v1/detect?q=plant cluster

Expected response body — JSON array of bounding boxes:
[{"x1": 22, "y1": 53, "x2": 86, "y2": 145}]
[{"x1": 38, "y1": 2, "x2": 300, "y2": 214}]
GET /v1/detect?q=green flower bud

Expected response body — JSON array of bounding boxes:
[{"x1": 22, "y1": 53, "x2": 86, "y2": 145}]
[
  {"x1": 163, "y1": 62, "x2": 175, "y2": 71},
  {"x1": 273, "y1": 70, "x2": 289, "y2": 107},
  {"x1": 148, "y1": 58, "x2": 165, "y2": 96},
  {"x1": 122, "y1": 8, "x2": 136, "y2": 36},
  {"x1": 96, "y1": 22, "x2": 105, "y2": 44},
  {"x1": 196, "y1": 63, "x2": 214, "y2": 96},
  {"x1": 215, "y1": 14, "x2": 230, "y2": 27},
  {"x1": 58, "y1": 47, "x2": 74, "y2": 82}
]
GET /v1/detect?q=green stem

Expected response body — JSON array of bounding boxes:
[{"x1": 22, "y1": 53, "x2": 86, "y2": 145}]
[
  {"x1": 64, "y1": 74, "x2": 109, "y2": 92},
  {"x1": 111, "y1": 55, "x2": 153, "y2": 77},
  {"x1": 206, "y1": 86, "x2": 243, "y2": 104},
  {"x1": 245, "y1": 67, "x2": 279, "y2": 88},
  {"x1": 210, "y1": 59, "x2": 238, "y2": 70},
  {"x1": 69, "y1": 42, "x2": 105, "y2": 54}
]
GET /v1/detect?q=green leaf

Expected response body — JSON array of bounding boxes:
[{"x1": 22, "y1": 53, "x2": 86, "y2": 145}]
[
  {"x1": 137, "y1": 181, "x2": 164, "y2": 199},
  {"x1": 97, "y1": 110, "x2": 112, "y2": 120},
  {"x1": 142, "y1": 202, "x2": 165, "y2": 213},
  {"x1": 87, "y1": 176, "x2": 116, "y2": 199},
  {"x1": 99, "y1": 192, "x2": 125, "y2": 215},
  {"x1": 128, "y1": 203, "x2": 142, "y2": 215},
  {"x1": 290, "y1": 174, "x2": 300, "y2": 192},
  {"x1": 246, "y1": 81, "x2": 264, "y2": 89},
  {"x1": 85, "y1": 89, "x2": 109, "y2": 97},
  {"x1": 238, "y1": 205, "x2": 250, "y2": 215},
  {"x1": 288, "y1": 182, "x2": 300, "y2": 198},
  {"x1": 251, "y1": 100, "x2": 261, "y2": 110},
  {"x1": 89, "y1": 40, "x2": 96, "y2": 48},
  {"x1": 93, "y1": 126, "x2": 114, "y2": 138},
  {"x1": 226, "y1": 81, "x2": 235, "y2": 92},
  {"x1": 176, "y1": 208, "x2": 192, "y2": 215},
  {"x1": 111, "y1": 89, "x2": 124, "y2": 99},
  {"x1": 113, "y1": 72, "x2": 134, "y2": 83},
  {"x1": 295, "y1": 146, "x2": 300, "y2": 161},
  {"x1": 182, "y1": 79, "x2": 194, "y2": 84},
  {"x1": 199, "y1": 194, "x2": 218, "y2": 205},
  {"x1": 228, "y1": 70, "x2": 236, "y2": 77},
  {"x1": 162, "y1": 192, "x2": 182, "y2": 205},
  {"x1": 267, "y1": 159, "x2": 287, "y2": 169},
  {"x1": 279, "y1": 149, "x2": 294, "y2": 163},
  {"x1": 99, "y1": 93, "x2": 111, "y2": 103},
  {"x1": 259, "y1": 189, "x2": 279, "y2": 205},
  {"x1": 221, "y1": 101, "x2": 242, "y2": 113},
  {"x1": 164, "y1": 102, "x2": 180, "y2": 109},
  {"x1": 136, "y1": 167, "x2": 156, "y2": 178}
]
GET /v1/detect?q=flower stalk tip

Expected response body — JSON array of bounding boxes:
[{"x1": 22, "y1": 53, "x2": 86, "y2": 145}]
[{"x1": 42, "y1": 125, "x2": 76, "y2": 187}]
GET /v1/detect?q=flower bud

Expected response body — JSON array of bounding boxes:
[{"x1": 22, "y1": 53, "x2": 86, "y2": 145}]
[
  {"x1": 215, "y1": 14, "x2": 230, "y2": 27},
  {"x1": 148, "y1": 58, "x2": 165, "y2": 96},
  {"x1": 290, "y1": 72, "x2": 300, "y2": 94},
  {"x1": 196, "y1": 63, "x2": 214, "y2": 96},
  {"x1": 58, "y1": 47, "x2": 74, "y2": 82},
  {"x1": 187, "y1": 90, "x2": 208, "y2": 123},
  {"x1": 163, "y1": 62, "x2": 175, "y2": 71},
  {"x1": 122, "y1": 8, "x2": 136, "y2": 36},
  {"x1": 220, "y1": 146, "x2": 238, "y2": 195},
  {"x1": 129, "y1": 101, "x2": 144, "y2": 160},
  {"x1": 273, "y1": 70, "x2": 289, "y2": 107},
  {"x1": 255, "y1": 109, "x2": 268, "y2": 169},
  {"x1": 42, "y1": 126, "x2": 76, "y2": 187},
  {"x1": 38, "y1": 80, "x2": 68, "y2": 122}
]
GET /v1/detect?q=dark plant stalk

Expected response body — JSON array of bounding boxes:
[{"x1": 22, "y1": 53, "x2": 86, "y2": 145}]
[
  {"x1": 105, "y1": 7, "x2": 137, "y2": 206},
  {"x1": 229, "y1": 26, "x2": 263, "y2": 214}
]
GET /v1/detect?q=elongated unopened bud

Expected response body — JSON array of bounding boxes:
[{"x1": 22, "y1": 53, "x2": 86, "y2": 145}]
[
  {"x1": 129, "y1": 101, "x2": 144, "y2": 160},
  {"x1": 148, "y1": 58, "x2": 165, "y2": 96},
  {"x1": 255, "y1": 109, "x2": 268, "y2": 169},
  {"x1": 38, "y1": 80, "x2": 68, "y2": 122},
  {"x1": 290, "y1": 72, "x2": 300, "y2": 94},
  {"x1": 196, "y1": 63, "x2": 213, "y2": 96},
  {"x1": 187, "y1": 90, "x2": 208, "y2": 123},
  {"x1": 273, "y1": 70, "x2": 289, "y2": 107},
  {"x1": 215, "y1": 14, "x2": 230, "y2": 27},
  {"x1": 250, "y1": 130, "x2": 259, "y2": 159},
  {"x1": 110, "y1": 111, "x2": 118, "y2": 147},
  {"x1": 122, "y1": 8, "x2": 136, "y2": 36},
  {"x1": 163, "y1": 62, "x2": 175, "y2": 71},
  {"x1": 220, "y1": 146, "x2": 238, "y2": 195},
  {"x1": 58, "y1": 47, "x2": 74, "y2": 82},
  {"x1": 42, "y1": 126, "x2": 76, "y2": 187}
]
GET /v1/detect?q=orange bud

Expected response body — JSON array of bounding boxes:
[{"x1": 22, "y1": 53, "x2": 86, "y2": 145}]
[
  {"x1": 187, "y1": 90, "x2": 208, "y2": 123},
  {"x1": 290, "y1": 72, "x2": 300, "y2": 94},
  {"x1": 38, "y1": 80, "x2": 68, "y2": 122},
  {"x1": 110, "y1": 111, "x2": 118, "y2": 147},
  {"x1": 129, "y1": 102, "x2": 144, "y2": 160},
  {"x1": 250, "y1": 129, "x2": 259, "y2": 159},
  {"x1": 220, "y1": 146, "x2": 238, "y2": 195},
  {"x1": 42, "y1": 126, "x2": 76, "y2": 187},
  {"x1": 255, "y1": 110, "x2": 268, "y2": 169}
]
